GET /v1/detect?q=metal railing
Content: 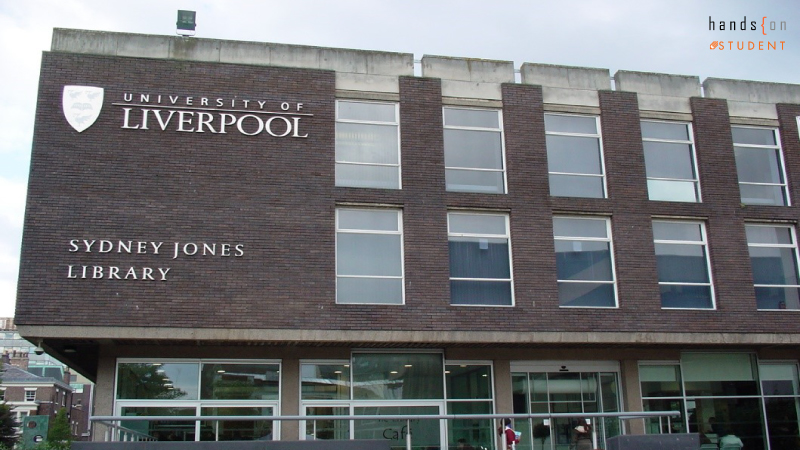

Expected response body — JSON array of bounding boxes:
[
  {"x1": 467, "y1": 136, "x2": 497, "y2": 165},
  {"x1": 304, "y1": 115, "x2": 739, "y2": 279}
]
[{"x1": 92, "y1": 410, "x2": 681, "y2": 449}]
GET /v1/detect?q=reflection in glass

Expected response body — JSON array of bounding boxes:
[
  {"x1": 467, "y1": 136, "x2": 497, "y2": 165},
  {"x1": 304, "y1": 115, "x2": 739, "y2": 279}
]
[
  {"x1": 302, "y1": 364, "x2": 351, "y2": 400},
  {"x1": 117, "y1": 363, "x2": 199, "y2": 400},
  {"x1": 200, "y1": 363, "x2": 279, "y2": 400},
  {"x1": 549, "y1": 174, "x2": 604, "y2": 198},
  {"x1": 305, "y1": 407, "x2": 349, "y2": 440},
  {"x1": 354, "y1": 406, "x2": 440, "y2": 450},
  {"x1": 352, "y1": 353, "x2": 443, "y2": 400},
  {"x1": 200, "y1": 406, "x2": 273, "y2": 441},
  {"x1": 120, "y1": 406, "x2": 196, "y2": 441}
]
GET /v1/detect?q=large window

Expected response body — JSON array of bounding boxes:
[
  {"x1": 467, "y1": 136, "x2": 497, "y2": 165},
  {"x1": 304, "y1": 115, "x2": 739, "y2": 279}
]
[
  {"x1": 448, "y1": 212, "x2": 513, "y2": 306},
  {"x1": 733, "y1": 126, "x2": 788, "y2": 206},
  {"x1": 653, "y1": 220, "x2": 714, "y2": 309},
  {"x1": 443, "y1": 107, "x2": 506, "y2": 194},
  {"x1": 545, "y1": 114, "x2": 606, "y2": 198},
  {"x1": 301, "y1": 354, "x2": 494, "y2": 449},
  {"x1": 115, "y1": 360, "x2": 280, "y2": 441},
  {"x1": 553, "y1": 216, "x2": 617, "y2": 307},
  {"x1": 336, "y1": 208, "x2": 404, "y2": 305},
  {"x1": 640, "y1": 354, "x2": 800, "y2": 450},
  {"x1": 746, "y1": 224, "x2": 800, "y2": 310},
  {"x1": 335, "y1": 100, "x2": 400, "y2": 189},
  {"x1": 641, "y1": 121, "x2": 700, "y2": 202}
]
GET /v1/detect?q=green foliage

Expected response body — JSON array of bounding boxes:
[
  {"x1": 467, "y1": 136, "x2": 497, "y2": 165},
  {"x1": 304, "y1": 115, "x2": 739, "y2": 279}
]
[
  {"x1": 0, "y1": 402, "x2": 18, "y2": 448},
  {"x1": 46, "y1": 408, "x2": 71, "y2": 450}
]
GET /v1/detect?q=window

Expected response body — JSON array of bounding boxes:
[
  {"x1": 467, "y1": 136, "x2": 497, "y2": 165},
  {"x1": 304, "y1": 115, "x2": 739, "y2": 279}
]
[
  {"x1": 553, "y1": 216, "x2": 617, "y2": 307},
  {"x1": 336, "y1": 208, "x2": 404, "y2": 304},
  {"x1": 448, "y1": 212, "x2": 513, "y2": 306},
  {"x1": 25, "y1": 389, "x2": 36, "y2": 402},
  {"x1": 746, "y1": 224, "x2": 800, "y2": 310},
  {"x1": 0, "y1": 389, "x2": 5, "y2": 401},
  {"x1": 545, "y1": 113, "x2": 606, "y2": 198},
  {"x1": 733, "y1": 126, "x2": 788, "y2": 206},
  {"x1": 115, "y1": 360, "x2": 280, "y2": 442},
  {"x1": 443, "y1": 107, "x2": 506, "y2": 194},
  {"x1": 641, "y1": 121, "x2": 700, "y2": 202},
  {"x1": 335, "y1": 100, "x2": 400, "y2": 189},
  {"x1": 653, "y1": 220, "x2": 714, "y2": 309}
]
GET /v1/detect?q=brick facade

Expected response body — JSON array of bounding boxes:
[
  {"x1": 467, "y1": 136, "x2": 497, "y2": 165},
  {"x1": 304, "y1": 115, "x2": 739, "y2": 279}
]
[{"x1": 16, "y1": 51, "x2": 800, "y2": 335}]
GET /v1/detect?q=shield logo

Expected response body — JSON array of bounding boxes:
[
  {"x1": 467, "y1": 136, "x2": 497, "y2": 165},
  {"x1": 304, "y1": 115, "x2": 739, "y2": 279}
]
[{"x1": 62, "y1": 85, "x2": 104, "y2": 132}]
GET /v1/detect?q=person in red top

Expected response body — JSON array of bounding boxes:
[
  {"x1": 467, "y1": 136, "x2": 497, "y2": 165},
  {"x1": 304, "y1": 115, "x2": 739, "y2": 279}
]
[{"x1": 498, "y1": 418, "x2": 519, "y2": 450}]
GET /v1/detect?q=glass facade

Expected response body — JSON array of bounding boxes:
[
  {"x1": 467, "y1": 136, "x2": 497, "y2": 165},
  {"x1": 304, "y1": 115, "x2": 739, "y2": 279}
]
[
  {"x1": 115, "y1": 360, "x2": 279, "y2": 441},
  {"x1": 641, "y1": 354, "x2": 800, "y2": 450}
]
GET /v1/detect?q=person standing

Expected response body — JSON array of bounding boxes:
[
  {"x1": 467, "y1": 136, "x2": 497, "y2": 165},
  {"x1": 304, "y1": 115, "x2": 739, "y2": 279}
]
[{"x1": 570, "y1": 419, "x2": 593, "y2": 450}]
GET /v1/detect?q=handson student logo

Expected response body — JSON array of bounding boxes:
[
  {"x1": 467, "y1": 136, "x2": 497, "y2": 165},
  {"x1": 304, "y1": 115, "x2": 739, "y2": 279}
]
[
  {"x1": 708, "y1": 15, "x2": 787, "y2": 51},
  {"x1": 61, "y1": 85, "x2": 312, "y2": 137}
]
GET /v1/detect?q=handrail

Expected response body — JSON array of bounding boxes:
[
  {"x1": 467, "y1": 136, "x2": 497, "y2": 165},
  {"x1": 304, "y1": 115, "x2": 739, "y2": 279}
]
[
  {"x1": 92, "y1": 410, "x2": 681, "y2": 449},
  {"x1": 92, "y1": 411, "x2": 681, "y2": 422}
]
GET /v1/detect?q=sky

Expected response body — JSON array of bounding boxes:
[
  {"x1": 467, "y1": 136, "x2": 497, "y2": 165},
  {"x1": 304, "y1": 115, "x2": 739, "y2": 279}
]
[{"x1": 0, "y1": 0, "x2": 798, "y2": 317}]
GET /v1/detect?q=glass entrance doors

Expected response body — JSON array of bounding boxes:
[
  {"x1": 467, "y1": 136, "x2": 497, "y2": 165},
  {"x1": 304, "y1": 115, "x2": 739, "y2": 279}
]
[{"x1": 512, "y1": 363, "x2": 622, "y2": 450}]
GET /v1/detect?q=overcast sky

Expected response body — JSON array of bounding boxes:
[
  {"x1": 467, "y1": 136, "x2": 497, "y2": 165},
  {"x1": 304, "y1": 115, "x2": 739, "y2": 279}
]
[{"x1": 0, "y1": 0, "x2": 798, "y2": 317}]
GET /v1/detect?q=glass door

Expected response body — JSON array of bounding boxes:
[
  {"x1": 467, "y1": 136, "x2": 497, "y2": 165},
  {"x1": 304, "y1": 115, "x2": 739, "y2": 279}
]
[{"x1": 512, "y1": 364, "x2": 621, "y2": 450}]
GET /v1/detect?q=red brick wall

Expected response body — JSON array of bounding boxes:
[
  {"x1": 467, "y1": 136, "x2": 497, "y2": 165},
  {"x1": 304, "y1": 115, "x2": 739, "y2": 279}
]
[{"x1": 16, "y1": 52, "x2": 800, "y2": 334}]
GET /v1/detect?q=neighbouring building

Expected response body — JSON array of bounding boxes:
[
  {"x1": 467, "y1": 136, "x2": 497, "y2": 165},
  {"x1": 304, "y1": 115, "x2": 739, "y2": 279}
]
[
  {"x1": 0, "y1": 319, "x2": 94, "y2": 440},
  {"x1": 14, "y1": 28, "x2": 800, "y2": 450}
]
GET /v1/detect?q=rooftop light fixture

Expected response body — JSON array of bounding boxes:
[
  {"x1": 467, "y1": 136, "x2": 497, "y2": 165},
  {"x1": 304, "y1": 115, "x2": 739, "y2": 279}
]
[{"x1": 176, "y1": 10, "x2": 196, "y2": 36}]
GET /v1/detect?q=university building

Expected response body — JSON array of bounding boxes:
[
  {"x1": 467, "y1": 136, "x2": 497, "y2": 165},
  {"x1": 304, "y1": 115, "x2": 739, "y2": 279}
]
[{"x1": 15, "y1": 28, "x2": 800, "y2": 450}]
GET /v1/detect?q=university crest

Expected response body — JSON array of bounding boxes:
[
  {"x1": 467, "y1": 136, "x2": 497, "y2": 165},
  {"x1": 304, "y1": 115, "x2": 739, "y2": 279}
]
[{"x1": 62, "y1": 85, "x2": 104, "y2": 132}]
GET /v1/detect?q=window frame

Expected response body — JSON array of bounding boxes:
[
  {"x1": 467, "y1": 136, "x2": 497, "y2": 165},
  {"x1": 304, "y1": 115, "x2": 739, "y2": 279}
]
[
  {"x1": 732, "y1": 125, "x2": 790, "y2": 206},
  {"x1": 746, "y1": 223, "x2": 800, "y2": 311},
  {"x1": 335, "y1": 208, "x2": 405, "y2": 305},
  {"x1": 641, "y1": 120, "x2": 701, "y2": 203},
  {"x1": 335, "y1": 100, "x2": 401, "y2": 190},
  {"x1": 447, "y1": 211, "x2": 514, "y2": 307},
  {"x1": 545, "y1": 113, "x2": 607, "y2": 198},
  {"x1": 442, "y1": 107, "x2": 507, "y2": 194},
  {"x1": 653, "y1": 220, "x2": 716, "y2": 310},
  {"x1": 553, "y1": 215, "x2": 619, "y2": 308},
  {"x1": 24, "y1": 389, "x2": 36, "y2": 402}
]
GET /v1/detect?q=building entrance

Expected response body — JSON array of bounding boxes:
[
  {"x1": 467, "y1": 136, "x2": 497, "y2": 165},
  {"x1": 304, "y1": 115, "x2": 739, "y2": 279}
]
[{"x1": 511, "y1": 362, "x2": 622, "y2": 450}]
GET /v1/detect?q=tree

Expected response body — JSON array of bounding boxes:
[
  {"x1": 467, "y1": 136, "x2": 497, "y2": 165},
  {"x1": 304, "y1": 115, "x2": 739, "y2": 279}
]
[
  {"x1": 46, "y1": 408, "x2": 71, "y2": 450},
  {"x1": 0, "y1": 402, "x2": 19, "y2": 449}
]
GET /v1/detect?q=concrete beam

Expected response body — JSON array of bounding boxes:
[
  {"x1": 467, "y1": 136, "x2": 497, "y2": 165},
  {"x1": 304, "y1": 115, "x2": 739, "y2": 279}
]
[{"x1": 19, "y1": 325, "x2": 800, "y2": 347}]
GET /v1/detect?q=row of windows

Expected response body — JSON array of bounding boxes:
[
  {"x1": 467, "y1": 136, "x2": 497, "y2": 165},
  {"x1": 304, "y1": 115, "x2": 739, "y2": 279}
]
[
  {"x1": 335, "y1": 101, "x2": 792, "y2": 206},
  {"x1": 336, "y1": 208, "x2": 800, "y2": 311}
]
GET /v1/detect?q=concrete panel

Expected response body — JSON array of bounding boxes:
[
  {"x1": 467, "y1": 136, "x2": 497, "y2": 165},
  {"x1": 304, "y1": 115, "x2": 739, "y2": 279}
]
[
  {"x1": 615, "y1": 71, "x2": 700, "y2": 97},
  {"x1": 520, "y1": 63, "x2": 610, "y2": 90},
  {"x1": 365, "y1": 52, "x2": 414, "y2": 76},
  {"x1": 704, "y1": 78, "x2": 800, "y2": 104},
  {"x1": 726, "y1": 100, "x2": 778, "y2": 119},
  {"x1": 170, "y1": 37, "x2": 220, "y2": 62},
  {"x1": 268, "y1": 43, "x2": 320, "y2": 69},
  {"x1": 542, "y1": 87, "x2": 600, "y2": 107},
  {"x1": 319, "y1": 48, "x2": 369, "y2": 73},
  {"x1": 115, "y1": 34, "x2": 171, "y2": 59},
  {"x1": 336, "y1": 73, "x2": 400, "y2": 93},
  {"x1": 441, "y1": 80, "x2": 503, "y2": 100},
  {"x1": 51, "y1": 28, "x2": 118, "y2": 55},
  {"x1": 636, "y1": 94, "x2": 692, "y2": 113},
  {"x1": 422, "y1": 55, "x2": 514, "y2": 83},
  {"x1": 219, "y1": 41, "x2": 271, "y2": 65}
]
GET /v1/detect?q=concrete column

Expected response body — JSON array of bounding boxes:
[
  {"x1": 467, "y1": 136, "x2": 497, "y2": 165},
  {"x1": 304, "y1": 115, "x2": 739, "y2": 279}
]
[
  {"x1": 494, "y1": 359, "x2": 512, "y2": 414},
  {"x1": 621, "y1": 359, "x2": 644, "y2": 435},
  {"x1": 91, "y1": 352, "x2": 117, "y2": 441},
  {"x1": 280, "y1": 357, "x2": 300, "y2": 439}
]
